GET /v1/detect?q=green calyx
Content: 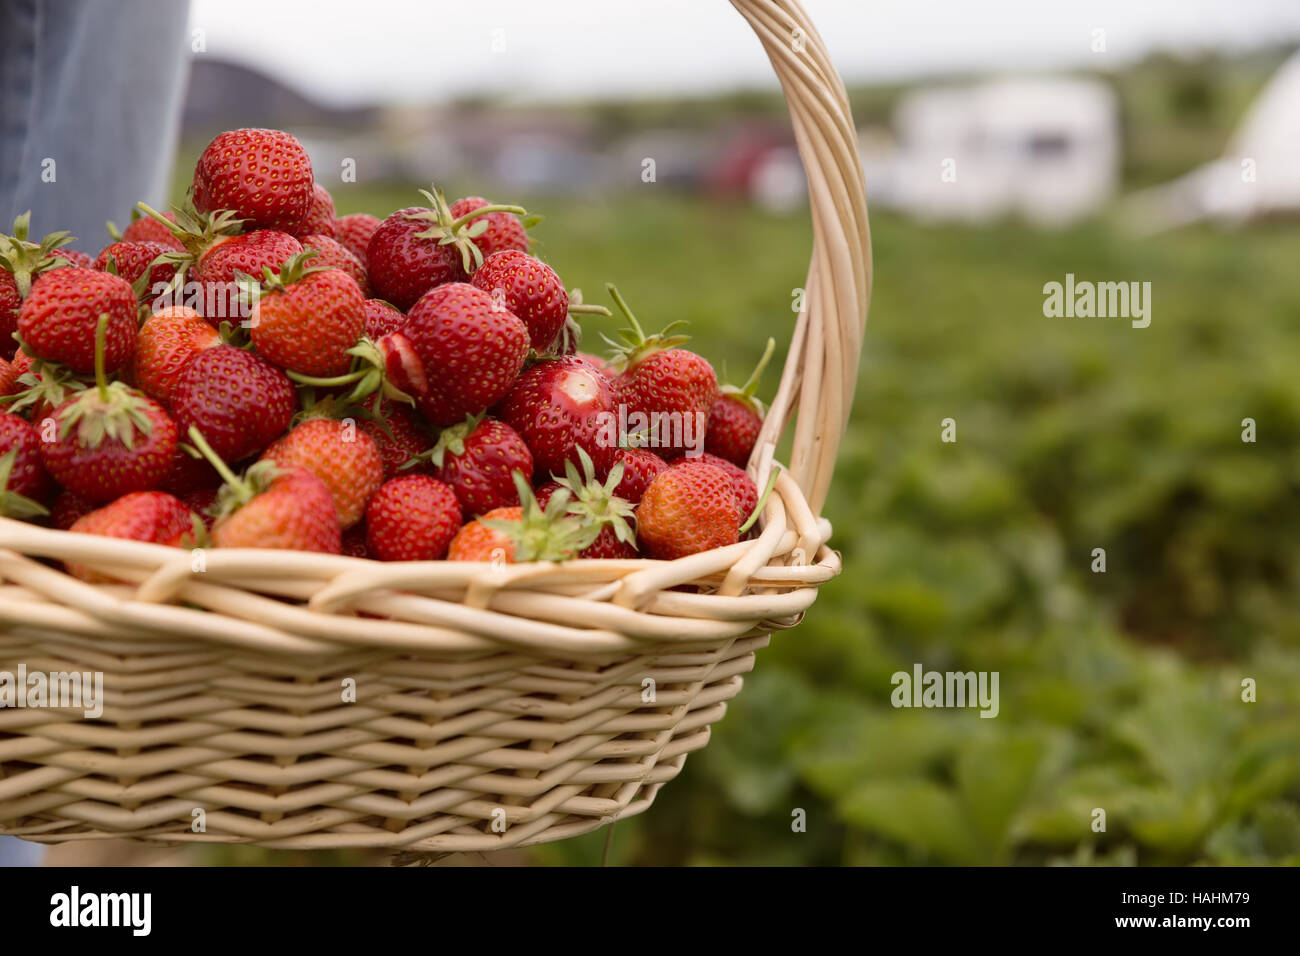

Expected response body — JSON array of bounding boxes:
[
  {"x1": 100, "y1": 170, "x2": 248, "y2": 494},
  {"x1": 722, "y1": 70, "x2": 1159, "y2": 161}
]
[
  {"x1": 407, "y1": 413, "x2": 482, "y2": 471},
  {"x1": 718, "y1": 336, "x2": 776, "y2": 418},
  {"x1": 600, "y1": 282, "x2": 690, "y2": 374},
  {"x1": 256, "y1": 249, "x2": 328, "y2": 293},
  {"x1": 403, "y1": 186, "x2": 528, "y2": 274},
  {"x1": 187, "y1": 425, "x2": 281, "y2": 520},
  {"x1": 0, "y1": 211, "x2": 77, "y2": 299},
  {"x1": 56, "y1": 315, "x2": 154, "y2": 450},
  {"x1": 0, "y1": 449, "x2": 50, "y2": 519},
  {"x1": 481, "y1": 471, "x2": 602, "y2": 563},
  {"x1": 0, "y1": 349, "x2": 87, "y2": 417},
  {"x1": 285, "y1": 337, "x2": 413, "y2": 407},
  {"x1": 136, "y1": 199, "x2": 244, "y2": 297},
  {"x1": 551, "y1": 446, "x2": 636, "y2": 548}
]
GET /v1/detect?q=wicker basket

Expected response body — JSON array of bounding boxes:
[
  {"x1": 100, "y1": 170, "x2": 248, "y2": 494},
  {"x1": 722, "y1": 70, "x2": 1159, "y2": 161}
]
[{"x1": 0, "y1": 0, "x2": 869, "y2": 852}]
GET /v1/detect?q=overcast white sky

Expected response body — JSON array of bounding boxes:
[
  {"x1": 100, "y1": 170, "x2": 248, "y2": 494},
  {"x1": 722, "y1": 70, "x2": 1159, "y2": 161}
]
[{"x1": 189, "y1": 0, "x2": 1300, "y2": 105}]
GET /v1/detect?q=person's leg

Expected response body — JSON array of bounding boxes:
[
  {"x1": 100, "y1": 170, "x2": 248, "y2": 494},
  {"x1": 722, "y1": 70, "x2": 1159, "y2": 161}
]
[
  {"x1": 0, "y1": 836, "x2": 46, "y2": 867},
  {"x1": 0, "y1": 0, "x2": 190, "y2": 867},
  {"x1": 0, "y1": 0, "x2": 192, "y2": 250}
]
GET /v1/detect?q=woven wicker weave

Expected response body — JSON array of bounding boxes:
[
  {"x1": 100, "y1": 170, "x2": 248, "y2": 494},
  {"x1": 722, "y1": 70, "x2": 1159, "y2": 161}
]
[{"x1": 0, "y1": 0, "x2": 870, "y2": 852}]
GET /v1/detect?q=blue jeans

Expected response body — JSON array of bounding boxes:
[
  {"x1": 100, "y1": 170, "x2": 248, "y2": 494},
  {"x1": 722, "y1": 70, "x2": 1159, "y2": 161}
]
[
  {"x1": 0, "y1": 0, "x2": 191, "y2": 251},
  {"x1": 0, "y1": 0, "x2": 189, "y2": 867}
]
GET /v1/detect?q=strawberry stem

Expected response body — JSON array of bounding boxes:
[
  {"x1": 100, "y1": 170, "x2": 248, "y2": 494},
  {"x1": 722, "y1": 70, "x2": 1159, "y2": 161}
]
[
  {"x1": 739, "y1": 467, "x2": 781, "y2": 535},
  {"x1": 448, "y1": 203, "x2": 527, "y2": 233},
  {"x1": 604, "y1": 283, "x2": 645, "y2": 341},
  {"x1": 186, "y1": 425, "x2": 244, "y2": 493},
  {"x1": 93, "y1": 313, "x2": 110, "y2": 402}
]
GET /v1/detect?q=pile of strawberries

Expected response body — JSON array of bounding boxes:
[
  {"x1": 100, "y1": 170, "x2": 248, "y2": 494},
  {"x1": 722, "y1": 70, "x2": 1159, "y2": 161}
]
[{"x1": 0, "y1": 128, "x2": 773, "y2": 575}]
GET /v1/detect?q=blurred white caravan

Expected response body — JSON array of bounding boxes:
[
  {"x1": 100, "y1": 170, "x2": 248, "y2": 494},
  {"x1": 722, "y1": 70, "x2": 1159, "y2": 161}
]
[{"x1": 869, "y1": 78, "x2": 1120, "y2": 227}]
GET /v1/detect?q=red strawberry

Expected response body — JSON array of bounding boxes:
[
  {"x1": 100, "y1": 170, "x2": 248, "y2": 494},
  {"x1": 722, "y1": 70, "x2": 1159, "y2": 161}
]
[
  {"x1": 362, "y1": 298, "x2": 405, "y2": 339},
  {"x1": 449, "y1": 196, "x2": 528, "y2": 259},
  {"x1": 367, "y1": 187, "x2": 526, "y2": 310},
  {"x1": 295, "y1": 183, "x2": 336, "y2": 238},
  {"x1": 16, "y1": 268, "x2": 136, "y2": 374},
  {"x1": 695, "y1": 452, "x2": 759, "y2": 525},
  {"x1": 213, "y1": 465, "x2": 340, "y2": 553},
  {"x1": 447, "y1": 474, "x2": 595, "y2": 562},
  {"x1": 415, "y1": 414, "x2": 533, "y2": 517},
  {"x1": 604, "y1": 285, "x2": 715, "y2": 459},
  {"x1": 187, "y1": 425, "x2": 340, "y2": 553},
  {"x1": 605, "y1": 446, "x2": 667, "y2": 504},
  {"x1": 300, "y1": 233, "x2": 370, "y2": 296},
  {"x1": 332, "y1": 213, "x2": 381, "y2": 267},
  {"x1": 192, "y1": 128, "x2": 315, "y2": 234},
  {"x1": 39, "y1": 318, "x2": 178, "y2": 503},
  {"x1": 705, "y1": 337, "x2": 773, "y2": 467},
  {"x1": 260, "y1": 417, "x2": 383, "y2": 529},
  {"x1": 94, "y1": 240, "x2": 177, "y2": 294},
  {"x1": 0, "y1": 413, "x2": 51, "y2": 516},
  {"x1": 67, "y1": 491, "x2": 197, "y2": 581},
  {"x1": 171, "y1": 345, "x2": 295, "y2": 462},
  {"x1": 499, "y1": 354, "x2": 616, "y2": 479},
  {"x1": 636, "y1": 461, "x2": 739, "y2": 560},
  {"x1": 131, "y1": 306, "x2": 220, "y2": 407},
  {"x1": 69, "y1": 491, "x2": 194, "y2": 547},
  {"x1": 248, "y1": 252, "x2": 364, "y2": 377},
  {"x1": 121, "y1": 210, "x2": 184, "y2": 250},
  {"x1": 470, "y1": 250, "x2": 568, "y2": 352},
  {"x1": 365, "y1": 474, "x2": 461, "y2": 561},
  {"x1": 0, "y1": 213, "x2": 81, "y2": 359},
  {"x1": 51, "y1": 489, "x2": 96, "y2": 529},
  {"x1": 396, "y1": 282, "x2": 528, "y2": 425},
  {"x1": 360, "y1": 395, "x2": 431, "y2": 479}
]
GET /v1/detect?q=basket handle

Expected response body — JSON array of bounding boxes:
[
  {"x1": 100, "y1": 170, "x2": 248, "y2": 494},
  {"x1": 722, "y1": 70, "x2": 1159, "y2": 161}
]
[{"x1": 730, "y1": 0, "x2": 872, "y2": 516}]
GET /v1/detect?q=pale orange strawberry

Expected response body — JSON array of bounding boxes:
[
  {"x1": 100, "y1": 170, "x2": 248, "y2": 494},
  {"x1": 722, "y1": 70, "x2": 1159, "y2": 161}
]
[{"x1": 260, "y1": 417, "x2": 383, "y2": 529}]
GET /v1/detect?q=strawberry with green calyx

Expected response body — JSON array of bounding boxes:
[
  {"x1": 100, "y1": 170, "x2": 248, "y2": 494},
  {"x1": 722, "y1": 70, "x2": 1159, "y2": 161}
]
[
  {"x1": 447, "y1": 472, "x2": 599, "y2": 563},
  {"x1": 187, "y1": 425, "x2": 341, "y2": 554},
  {"x1": 1, "y1": 212, "x2": 80, "y2": 358},
  {"x1": 0, "y1": 350, "x2": 88, "y2": 421},
  {"x1": 244, "y1": 250, "x2": 365, "y2": 377},
  {"x1": 94, "y1": 240, "x2": 179, "y2": 300},
  {"x1": 602, "y1": 283, "x2": 717, "y2": 460},
  {"x1": 280, "y1": 334, "x2": 415, "y2": 408},
  {"x1": 360, "y1": 394, "x2": 432, "y2": 479},
  {"x1": 547, "y1": 447, "x2": 637, "y2": 559},
  {"x1": 366, "y1": 185, "x2": 528, "y2": 310},
  {"x1": 406, "y1": 413, "x2": 533, "y2": 517},
  {"x1": 131, "y1": 306, "x2": 221, "y2": 408},
  {"x1": 40, "y1": 315, "x2": 178, "y2": 502},
  {"x1": 706, "y1": 337, "x2": 774, "y2": 467},
  {"x1": 135, "y1": 200, "x2": 245, "y2": 293}
]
